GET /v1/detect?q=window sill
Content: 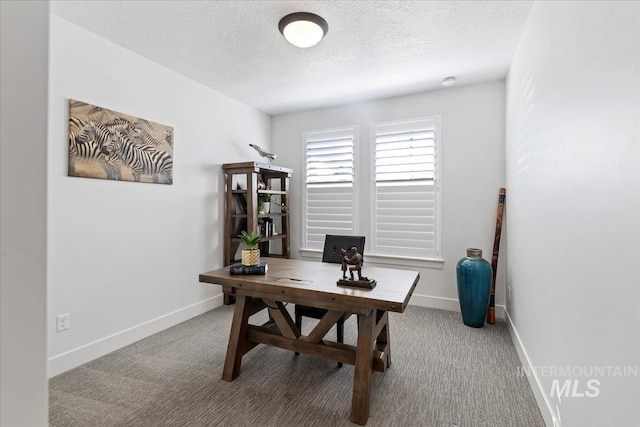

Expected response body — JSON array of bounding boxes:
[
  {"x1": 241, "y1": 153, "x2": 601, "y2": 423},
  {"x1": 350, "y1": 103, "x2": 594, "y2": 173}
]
[{"x1": 299, "y1": 249, "x2": 444, "y2": 269}]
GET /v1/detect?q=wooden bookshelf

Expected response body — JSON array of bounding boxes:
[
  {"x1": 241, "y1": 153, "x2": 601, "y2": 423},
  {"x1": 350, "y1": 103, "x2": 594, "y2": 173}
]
[{"x1": 222, "y1": 161, "x2": 292, "y2": 304}]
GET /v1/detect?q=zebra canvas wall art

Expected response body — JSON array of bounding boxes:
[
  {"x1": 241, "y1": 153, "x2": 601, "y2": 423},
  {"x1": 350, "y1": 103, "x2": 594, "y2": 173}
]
[{"x1": 68, "y1": 99, "x2": 174, "y2": 184}]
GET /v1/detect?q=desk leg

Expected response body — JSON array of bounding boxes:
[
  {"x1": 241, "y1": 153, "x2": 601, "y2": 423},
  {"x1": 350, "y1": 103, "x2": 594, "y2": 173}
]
[
  {"x1": 222, "y1": 294, "x2": 250, "y2": 382},
  {"x1": 377, "y1": 310, "x2": 391, "y2": 368},
  {"x1": 351, "y1": 310, "x2": 375, "y2": 425}
]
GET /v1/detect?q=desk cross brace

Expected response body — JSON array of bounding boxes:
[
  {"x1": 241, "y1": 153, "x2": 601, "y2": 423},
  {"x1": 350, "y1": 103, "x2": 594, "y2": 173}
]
[{"x1": 222, "y1": 294, "x2": 392, "y2": 425}]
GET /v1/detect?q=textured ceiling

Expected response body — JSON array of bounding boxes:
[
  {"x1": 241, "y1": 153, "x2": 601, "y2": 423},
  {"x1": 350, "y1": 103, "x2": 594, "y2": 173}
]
[{"x1": 50, "y1": 0, "x2": 533, "y2": 115}]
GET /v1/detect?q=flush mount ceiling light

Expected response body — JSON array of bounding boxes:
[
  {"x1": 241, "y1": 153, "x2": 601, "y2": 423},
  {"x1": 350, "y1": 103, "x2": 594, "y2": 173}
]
[
  {"x1": 278, "y1": 12, "x2": 328, "y2": 48},
  {"x1": 442, "y1": 76, "x2": 456, "y2": 87}
]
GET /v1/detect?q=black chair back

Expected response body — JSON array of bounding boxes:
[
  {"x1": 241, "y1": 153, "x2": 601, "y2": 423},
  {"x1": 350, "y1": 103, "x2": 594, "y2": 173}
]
[{"x1": 322, "y1": 235, "x2": 366, "y2": 264}]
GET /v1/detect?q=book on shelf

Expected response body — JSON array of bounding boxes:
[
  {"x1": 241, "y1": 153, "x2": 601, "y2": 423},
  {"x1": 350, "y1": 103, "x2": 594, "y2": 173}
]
[{"x1": 229, "y1": 262, "x2": 268, "y2": 275}]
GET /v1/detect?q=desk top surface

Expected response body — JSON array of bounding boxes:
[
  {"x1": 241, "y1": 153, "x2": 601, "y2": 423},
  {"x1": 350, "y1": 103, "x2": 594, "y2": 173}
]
[{"x1": 199, "y1": 257, "x2": 420, "y2": 313}]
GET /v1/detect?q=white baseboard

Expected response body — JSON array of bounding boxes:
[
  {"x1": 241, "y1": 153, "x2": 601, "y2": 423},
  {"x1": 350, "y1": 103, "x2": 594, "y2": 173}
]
[
  {"x1": 47, "y1": 292, "x2": 505, "y2": 378},
  {"x1": 48, "y1": 294, "x2": 224, "y2": 378},
  {"x1": 409, "y1": 293, "x2": 506, "y2": 319},
  {"x1": 505, "y1": 310, "x2": 556, "y2": 427}
]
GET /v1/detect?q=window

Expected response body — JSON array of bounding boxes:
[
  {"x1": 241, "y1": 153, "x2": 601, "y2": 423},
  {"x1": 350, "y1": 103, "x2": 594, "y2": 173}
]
[
  {"x1": 372, "y1": 118, "x2": 440, "y2": 259},
  {"x1": 302, "y1": 127, "x2": 357, "y2": 251},
  {"x1": 301, "y1": 117, "x2": 440, "y2": 264}
]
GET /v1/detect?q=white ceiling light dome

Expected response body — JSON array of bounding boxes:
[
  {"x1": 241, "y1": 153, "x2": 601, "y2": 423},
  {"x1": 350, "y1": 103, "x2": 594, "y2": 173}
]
[{"x1": 279, "y1": 12, "x2": 328, "y2": 48}]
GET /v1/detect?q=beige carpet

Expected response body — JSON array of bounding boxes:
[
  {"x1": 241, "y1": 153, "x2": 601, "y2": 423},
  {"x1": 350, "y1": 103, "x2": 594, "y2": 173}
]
[{"x1": 49, "y1": 304, "x2": 544, "y2": 426}]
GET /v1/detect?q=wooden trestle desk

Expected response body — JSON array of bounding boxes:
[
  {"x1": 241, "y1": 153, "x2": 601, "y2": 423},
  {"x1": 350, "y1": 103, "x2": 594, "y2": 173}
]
[{"x1": 199, "y1": 257, "x2": 419, "y2": 425}]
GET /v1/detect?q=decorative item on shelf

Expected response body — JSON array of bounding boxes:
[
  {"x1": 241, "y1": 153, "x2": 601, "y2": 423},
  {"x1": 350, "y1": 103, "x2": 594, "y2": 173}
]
[
  {"x1": 258, "y1": 193, "x2": 287, "y2": 215},
  {"x1": 230, "y1": 262, "x2": 268, "y2": 275},
  {"x1": 337, "y1": 247, "x2": 376, "y2": 289},
  {"x1": 271, "y1": 195, "x2": 287, "y2": 213},
  {"x1": 249, "y1": 143, "x2": 276, "y2": 161},
  {"x1": 456, "y1": 248, "x2": 492, "y2": 328},
  {"x1": 258, "y1": 193, "x2": 271, "y2": 214},
  {"x1": 239, "y1": 230, "x2": 262, "y2": 266}
]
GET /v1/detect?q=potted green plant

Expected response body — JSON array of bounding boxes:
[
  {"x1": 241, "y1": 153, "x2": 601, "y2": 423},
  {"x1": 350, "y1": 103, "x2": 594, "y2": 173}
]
[
  {"x1": 258, "y1": 193, "x2": 271, "y2": 214},
  {"x1": 239, "y1": 230, "x2": 262, "y2": 266}
]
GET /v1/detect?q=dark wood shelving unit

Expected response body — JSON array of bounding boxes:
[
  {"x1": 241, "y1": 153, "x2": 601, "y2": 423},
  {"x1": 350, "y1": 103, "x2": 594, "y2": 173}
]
[{"x1": 222, "y1": 161, "x2": 292, "y2": 304}]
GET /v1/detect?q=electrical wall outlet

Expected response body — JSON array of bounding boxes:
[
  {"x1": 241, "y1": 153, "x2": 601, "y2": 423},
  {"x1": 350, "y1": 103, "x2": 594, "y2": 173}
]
[{"x1": 56, "y1": 313, "x2": 70, "y2": 332}]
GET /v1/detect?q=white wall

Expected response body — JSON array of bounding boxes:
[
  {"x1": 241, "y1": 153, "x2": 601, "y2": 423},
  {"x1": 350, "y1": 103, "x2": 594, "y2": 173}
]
[
  {"x1": 47, "y1": 15, "x2": 271, "y2": 376},
  {"x1": 505, "y1": 2, "x2": 639, "y2": 426},
  {"x1": 272, "y1": 81, "x2": 506, "y2": 312},
  {"x1": 1, "y1": 1, "x2": 50, "y2": 425}
]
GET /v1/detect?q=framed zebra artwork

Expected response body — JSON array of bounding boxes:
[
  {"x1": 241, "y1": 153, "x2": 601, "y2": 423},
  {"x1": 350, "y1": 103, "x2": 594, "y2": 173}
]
[{"x1": 68, "y1": 99, "x2": 174, "y2": 184}]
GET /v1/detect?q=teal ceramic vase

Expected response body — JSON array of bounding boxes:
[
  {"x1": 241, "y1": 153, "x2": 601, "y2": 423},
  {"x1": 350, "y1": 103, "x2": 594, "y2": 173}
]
[{"x1": 456, "y1": 248, "x2": 492, "y2": 328}]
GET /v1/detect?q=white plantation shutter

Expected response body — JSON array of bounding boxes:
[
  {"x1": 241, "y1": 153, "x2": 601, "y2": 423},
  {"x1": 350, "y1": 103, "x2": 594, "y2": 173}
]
[
  {"x1": 373, "y1": 118, "x2": 440, "y2": 258},
  {"x1": 303, "y1": 127, "x2": 356, "y2": 250}
]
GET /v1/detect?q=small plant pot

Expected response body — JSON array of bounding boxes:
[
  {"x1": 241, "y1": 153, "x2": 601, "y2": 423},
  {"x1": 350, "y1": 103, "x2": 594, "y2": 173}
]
[{"x1": 241, "y1": 249, "x2": 260, "y2": 266}]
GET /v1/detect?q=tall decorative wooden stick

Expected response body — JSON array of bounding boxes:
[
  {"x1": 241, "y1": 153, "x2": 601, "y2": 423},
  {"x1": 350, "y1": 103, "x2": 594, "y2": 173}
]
[{"x1": 487, "y1": 188, "x2": 506, "y2": 325}]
